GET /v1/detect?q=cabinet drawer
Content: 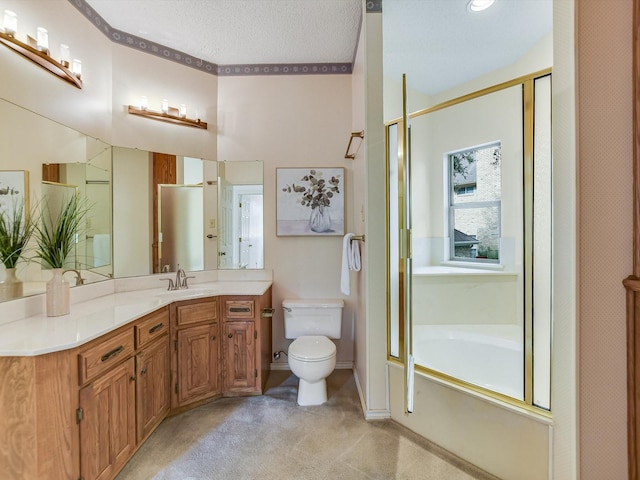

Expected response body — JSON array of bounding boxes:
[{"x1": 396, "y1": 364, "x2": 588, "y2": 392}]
[
  {"x1": 176, "y1": 300, "x2": 217, "y2": 326},
  {"x1": 224, "y1": 299, "x2": 255, "y2": 319},
  {"x1": 136, "y1": 307, "x2": 169, "y2": 348},
  {"x1": 78, "y1": 328, "x2": 135, "y2": 385}
]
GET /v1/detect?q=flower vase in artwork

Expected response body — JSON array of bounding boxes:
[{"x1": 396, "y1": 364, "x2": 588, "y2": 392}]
[
  {"x1": 0, "y1": 267, "x2": 23, "y2": 301},
  {"x1": 309, "y1": 205, "x2": 331, "y2": 233},
  {"x1": 46, "y1": 268, "x2": 70, "y2": 316}
]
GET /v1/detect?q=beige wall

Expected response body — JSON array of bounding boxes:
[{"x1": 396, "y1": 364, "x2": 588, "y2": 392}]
[
  {"x1": 111, "y1": 44, "x2": 217, "y2": 159},
  {"x1": 216, "y1": 74, "x2": 356, "y2": 366},
  {"x1": 576, "y1": 0, "x2": 632, "y2": 477}
]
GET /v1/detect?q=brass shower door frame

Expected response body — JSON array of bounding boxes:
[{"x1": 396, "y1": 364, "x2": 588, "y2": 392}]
[{"x1": 386, "y1": 68, "x2": 553, "y2": 415}]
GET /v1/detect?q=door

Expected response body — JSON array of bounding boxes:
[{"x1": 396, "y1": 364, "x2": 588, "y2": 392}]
[
  {"x1": 158, "y1": 185, "x2": 204, "y2": 272},
  {"x1": 136, "y1": 336, "x2": 170, "y2": 442},
  {"x1": 218, "y1": 177, "x2": 233, "y2": 267},
  {"x1": 176, "y1": 324, "x2": 220, "y2": 405},
  {"x1": 237, "y1": 192, "x2": 264, "y2": 269},
  {"x1": 79, "y1": 358, "x2": 136, "y2": 480},
  {"x1": 223, "y1": 321, "x2": 256, "y2": 392}
]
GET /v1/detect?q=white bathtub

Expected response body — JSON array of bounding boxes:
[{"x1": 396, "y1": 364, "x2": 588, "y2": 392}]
[{"x1": 412, "y1": 324, "x2": 523, "y2": 400}]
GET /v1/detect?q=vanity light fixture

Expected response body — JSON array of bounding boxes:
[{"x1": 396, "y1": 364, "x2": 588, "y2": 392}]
[
  {"x1": 36, "y1": 27, "x2": 48, "y2": 52},
  {"x1": 128, "y1": 101, "x2": 208, "y2": 130},
  {"x1": 344, "y1": 130, "x2": 365, "y2": 159},
  {"x1": 59, "y1": 44, "x2": 70, "y2": 67},
  {"x1": 0, "y1": 10, "x2": 82, "y2": 89},
  {"x1": 72, "y1": 59, "x2": 82, "y2": 79},
  {"x1": 467, "y1": 0, "x2": 495, "y2": 12},
  {"x1": 3, "y1": 10, "x2": 17, "y2": 36}
]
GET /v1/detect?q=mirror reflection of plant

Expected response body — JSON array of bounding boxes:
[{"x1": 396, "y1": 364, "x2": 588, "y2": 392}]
[
  {"x1": 0, "y1": 199, "x2": 35, "y2": 269},
  {"x1": 34, "y1": 194, "x2": 90, "y2": 269},
  {"x1": 282, "y1": 169, "x2": 341, "y2": 209}
]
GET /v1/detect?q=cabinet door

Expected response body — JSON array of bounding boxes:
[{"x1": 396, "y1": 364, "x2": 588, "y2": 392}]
[
  {"x1": 79, "y1": 357, "x2": 136, "y2": 480},
  {"x1": 223, "y1": 321, "x2": 256, "y2": 392},
  {"x1": 176, "y1": 323, "x2": 220, "y2": 405},
  {"x1": 136, "y1": 335, "x2": 170, "y2": 442}
]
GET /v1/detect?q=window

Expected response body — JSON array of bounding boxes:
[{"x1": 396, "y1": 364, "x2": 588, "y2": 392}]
[{"x1": 448, "y1": 143, "x2": 501, "y2": 262}]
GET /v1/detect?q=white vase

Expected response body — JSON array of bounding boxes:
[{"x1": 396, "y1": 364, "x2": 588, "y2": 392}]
[
  {"x1": 309, "y1": 205, "x2": 332, "y2": 233},
  {"x1": 0, "y1": 267, "x2": 23, "y2": 301},
  {"x1": 46, "y1": 268, "x2": 70, "y2": 316}
]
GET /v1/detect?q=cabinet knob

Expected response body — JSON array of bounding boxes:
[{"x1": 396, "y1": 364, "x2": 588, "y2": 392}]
[
  {"x1": 210, "y1": 335, "x2": 216, "y2": 341},
  {"x1": 228, "y1": 333, "x2": 233, "y2": 338},
  {"x1": 130, "y1": 375, "x2": 136, "y2": 382},
  {"x1": 141, "y1": 367, "x2": 147, "y2": 375}
]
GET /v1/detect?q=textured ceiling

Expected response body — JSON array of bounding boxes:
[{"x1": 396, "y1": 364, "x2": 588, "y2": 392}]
[
  {"x1": 84, "y1": 0, "x2": 363, "y2": 65},
  {"x1": 83, "y1": 0, "x2": 552, "y2": 95}
]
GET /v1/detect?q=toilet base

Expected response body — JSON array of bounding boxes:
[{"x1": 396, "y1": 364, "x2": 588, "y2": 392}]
[{"x1": 296, "y1": 377, "x2": 328, "y2": 406}]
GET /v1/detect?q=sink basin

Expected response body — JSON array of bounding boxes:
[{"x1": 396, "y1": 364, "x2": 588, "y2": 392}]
[{"x1": 155, "y1": 287, "x2": 218, "y2": 300}]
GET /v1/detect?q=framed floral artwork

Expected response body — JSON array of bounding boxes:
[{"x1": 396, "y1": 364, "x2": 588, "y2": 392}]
[
  {"x1": 276, "y1": 167, "x2": 345, "y2": 236},
  {"x1": 0, "y1": 170, "x2": 29, "y2": 221}
]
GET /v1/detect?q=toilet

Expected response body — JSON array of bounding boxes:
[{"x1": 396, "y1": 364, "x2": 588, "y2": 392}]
[{"x1": 282, "y1": 298, "x2": 344, "y2": 406}]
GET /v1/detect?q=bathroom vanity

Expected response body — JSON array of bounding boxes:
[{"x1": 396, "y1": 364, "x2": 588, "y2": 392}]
[{"x1": 0, "y1": 280, "x2": 272, "y2": 480}]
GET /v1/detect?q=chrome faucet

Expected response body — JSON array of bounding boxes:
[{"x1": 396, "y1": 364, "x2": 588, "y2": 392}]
[
  {"x1": 160, "y1": 265, "x2": 195, "y2": 290},
  {"x1": 63, "y1": 269, "x2": 85, "y2": 286},
  {"x1": 176, "y1": 268, "x2": 186, "y2": 288}
]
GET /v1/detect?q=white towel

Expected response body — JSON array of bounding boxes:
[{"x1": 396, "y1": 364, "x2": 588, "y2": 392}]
[
  {"x1": 93, "y1": 233, "x2": 110, "y2": 267},
  {"x1": 340, "y1": 233, "x2": 361, "y2": 295}
]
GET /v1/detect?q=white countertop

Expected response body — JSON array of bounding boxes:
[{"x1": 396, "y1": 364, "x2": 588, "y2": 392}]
[{"x1": 0, "y1": 281, "x2": 272, "y2": 357}]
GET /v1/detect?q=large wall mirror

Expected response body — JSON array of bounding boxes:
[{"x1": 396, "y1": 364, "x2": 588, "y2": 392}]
[
  {"x1": 112, "y1": 149, "x2": 263, "y2": 278},
  {"x1": 0, "y1": 96, "x2": 265, "y2": 303},
  {"x1": 0, "y1": 97, "x2": 113, "y2": 302}
]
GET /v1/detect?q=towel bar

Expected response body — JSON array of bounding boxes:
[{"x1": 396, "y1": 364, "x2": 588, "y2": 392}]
[{"x1": 350, "y1": 235, "x2": 365, "y2": 242}]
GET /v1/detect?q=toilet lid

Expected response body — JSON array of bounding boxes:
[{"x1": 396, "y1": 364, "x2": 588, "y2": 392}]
[{"x1": 289, "y1": 336, "x2": 336, "y2": 362}]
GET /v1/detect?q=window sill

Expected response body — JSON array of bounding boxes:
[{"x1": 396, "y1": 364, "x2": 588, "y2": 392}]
[{"x1": 412, "y1": 263, "x2": 516, "y2": 277}]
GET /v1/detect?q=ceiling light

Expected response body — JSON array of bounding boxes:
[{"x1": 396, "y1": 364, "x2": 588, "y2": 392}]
[{"x1": 467, "y1": 0, "x2": 495, "y2": 12}]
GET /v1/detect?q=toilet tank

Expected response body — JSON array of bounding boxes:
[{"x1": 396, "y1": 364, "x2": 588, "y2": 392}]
[{"x1": 282, "y1": 299, "x2": 344, "y2": 339}]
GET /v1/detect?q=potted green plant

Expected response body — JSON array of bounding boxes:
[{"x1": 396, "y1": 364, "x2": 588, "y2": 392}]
[
  {"x1": 0, "y1": 199, "x2": 34, "y2": 300},
  {"x1": 34, "y1": 193, "x2": 89, "y2": 316}
]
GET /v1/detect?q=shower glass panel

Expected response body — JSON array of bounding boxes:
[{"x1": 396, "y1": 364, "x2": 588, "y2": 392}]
[
  {"x1": 387, "y1": 122, "x2": 401, "y2": 359},
  {"x1": 533, "y1": 75, "x2": 552, "y2": 410},
  {"x1": 409, "y1": 84, "x2": 526, "y2": 401},
  {"x1": 158, "y1": 185, "x2": 204, "y2": 272},
  {"x1": 387, "y1": 71, "x2": 552, "y2": 409}
]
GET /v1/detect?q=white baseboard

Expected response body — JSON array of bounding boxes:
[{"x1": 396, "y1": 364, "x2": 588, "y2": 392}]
[{"x1": 353, "y1": 366, "x2": 391, "y2": 420}]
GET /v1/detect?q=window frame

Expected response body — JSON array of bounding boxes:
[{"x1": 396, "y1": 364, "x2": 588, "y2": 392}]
[{"x1": 447, "y1": 142, "x2": 502, "y2": 264}]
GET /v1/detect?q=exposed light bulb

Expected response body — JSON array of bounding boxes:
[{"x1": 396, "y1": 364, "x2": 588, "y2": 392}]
[
  {"x1": 72, "y1": 59, "x2": 82, "y2": 78},
  {"x1": 36, "y1": 27, "x2": 48, "y2": 52},
  {"x1": 161, "y1": 98, "x2": 169, "y2": 113},
  {"x1": 60, "y1": 44, "x2": 70, "y2": 67},
  {"x1": 3, "y1": 10, "x2": 17, "y2": 36},
  {"x1": 467, "y1": 0, "x2": 495, "y2": 12},
  {"x1": 140, "y1": 95, "x2": 148, "y2": 110},
  {"x1": 179, "y1": 104, "x2": 187, "y2": 118}
]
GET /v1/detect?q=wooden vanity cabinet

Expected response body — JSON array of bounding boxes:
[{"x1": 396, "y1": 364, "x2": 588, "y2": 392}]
[
  {"x1": 134, "y1": 308, "x2": 170, "y2": 443},
  {"x1": 78, "y1": 306, "x2": 170, "y2": 480},
  {"x1": 171, "y1": 297, "x2": 221, "y2": 408},
  {"x1": 78, "y1": 327, "x2": 137, "y2": 480},
  {"x1": 0, "y1": 288, "x2": 271, "y2": 480},
  {"x1": 222, "y1": 287, "x2": 272, "y2": 396}
]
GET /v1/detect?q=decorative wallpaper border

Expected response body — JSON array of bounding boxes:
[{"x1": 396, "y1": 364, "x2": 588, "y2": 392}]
[
  {"x1": 68, "y1": 0, "x2": 354, "y2": 76},
  {"x1": 366, "y1": 0, "x2": 383, "y2": 13},
  {"x1": 217, "y1": 63, "x2": 352, "y2": 76}
]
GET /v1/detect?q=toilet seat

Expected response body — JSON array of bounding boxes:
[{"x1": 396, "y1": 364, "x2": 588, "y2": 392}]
[{"x1": 289, "y1": 335, "x2": 336, "y2": 362}]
